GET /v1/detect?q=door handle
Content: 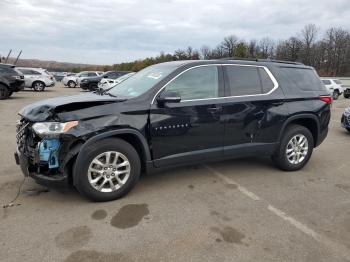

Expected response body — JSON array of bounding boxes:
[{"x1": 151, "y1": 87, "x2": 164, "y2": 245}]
[
  {"x1": 207, "y1": 106, "x2": 222, "y2": 113},
  {"x1": 271, "y1": 101, "x2": 284, "y2": 106}
]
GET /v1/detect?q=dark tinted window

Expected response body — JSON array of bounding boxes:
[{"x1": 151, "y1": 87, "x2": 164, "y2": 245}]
[
  {"x1": 0, "y1": 66, "x2": 16, "y2": 74},
  {"x1": 280, "y1": 67, "x2": 323, "y2": 91},
  {"x1": 18, "y1": 69, "x2": 31, "y2": 75},
  {"x1": 322, "y1": 80, "x2": 331, "y2": 85},
  {"x1": 29, "y1": 70, "x2": 41, "y2": 75},
  {"x1": 224, "y1": 66, "x2": 262, "y2": 96},
  {"x1": 166, "y1": 66, "x2": 219, "y2": 100},
  {"x1": 88, "y1": 72, "x2": 96, "y2": 77}
]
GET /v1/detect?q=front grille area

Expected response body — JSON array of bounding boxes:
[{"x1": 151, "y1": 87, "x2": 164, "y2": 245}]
[{"x1": 16, "y1": 119, "x2": 40, "y2": 164}]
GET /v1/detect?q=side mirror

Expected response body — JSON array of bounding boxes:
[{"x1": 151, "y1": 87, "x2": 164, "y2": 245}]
[{"x1": 157, "y1": 90, "x2": 181, "y2": 105}]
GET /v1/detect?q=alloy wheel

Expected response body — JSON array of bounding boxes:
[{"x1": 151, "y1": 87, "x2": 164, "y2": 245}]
[
  {"x1": 87, "y1": 151, "x2": 131, "y2": 193},
  {"x1": 285, "y1": 134, "x2": 309, "y2": 164}
]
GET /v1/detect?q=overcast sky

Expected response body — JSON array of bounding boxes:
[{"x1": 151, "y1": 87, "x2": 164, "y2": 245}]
[{"x1": 0, "y1": 0, "x2": 349, "y2": 64}]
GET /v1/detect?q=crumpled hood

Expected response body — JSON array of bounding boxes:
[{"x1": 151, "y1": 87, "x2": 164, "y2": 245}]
[{"x1": 19, "y1": 93, "x2": 123, "y2": 122}]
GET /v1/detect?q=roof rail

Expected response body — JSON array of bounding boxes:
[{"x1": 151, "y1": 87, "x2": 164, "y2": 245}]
[{"x1": 216, "y1": 57, "x2": 304, "y2": 65}]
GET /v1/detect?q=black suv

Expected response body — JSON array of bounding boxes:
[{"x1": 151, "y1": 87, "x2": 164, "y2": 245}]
[
  {"x1": 80, "y1": 71, "x2": 132, "y2": 91},
  {"x1": 15, "y1": 60, "x2": 331, "y2": 201},
  {"x1": 0, "y1": 63, "x2": 24, "y2": 99}
]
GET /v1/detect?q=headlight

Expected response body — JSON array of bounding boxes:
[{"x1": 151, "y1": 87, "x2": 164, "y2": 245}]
[{"x1": 32, "y1": 121, "x2": 78, "y2": 135}]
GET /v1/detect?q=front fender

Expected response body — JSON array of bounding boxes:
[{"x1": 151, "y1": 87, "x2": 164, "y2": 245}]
[{"x1": 72, "y1": 128, "x2": 151, "y2": 183}]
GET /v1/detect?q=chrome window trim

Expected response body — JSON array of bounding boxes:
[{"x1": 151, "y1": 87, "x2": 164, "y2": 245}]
[{"x1": 151, "y1": 63, "x2": 279, "y2": 104}]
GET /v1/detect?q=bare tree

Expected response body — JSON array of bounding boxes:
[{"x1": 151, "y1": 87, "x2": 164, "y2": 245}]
[
  {"x1": 200, "y1": 45, "x2": 211, "y2": 59},
  {"x1": 300, "y1": 24, "x2": 318, "y2": 64},
  {"x1": 259, "y1": 37, "x2": 275, "y2": 58},
  {"x1": 220, "y1": 35, "x2": 238, "y2": 57}
]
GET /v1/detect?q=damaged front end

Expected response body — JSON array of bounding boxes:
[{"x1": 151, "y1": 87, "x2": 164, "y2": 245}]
[{"x1": 14, "y1": 118, "x2": 80, "y2": 187}]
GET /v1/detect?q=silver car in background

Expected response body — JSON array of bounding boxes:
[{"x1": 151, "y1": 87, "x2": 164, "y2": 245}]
[
  {"x1": 62, "y1": 71, "x2": 103, "y2": 88},
  {"x1": 98, "y1": 72, "x2": 136, "y2": 90},
  {"x1": 16, "y1": 67, "x2": 55, "y2": 91}
]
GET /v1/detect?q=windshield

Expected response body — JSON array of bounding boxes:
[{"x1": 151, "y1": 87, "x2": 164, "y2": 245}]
[{"x1": 108, "y1": 63, "x2": 177, "y2": 98}]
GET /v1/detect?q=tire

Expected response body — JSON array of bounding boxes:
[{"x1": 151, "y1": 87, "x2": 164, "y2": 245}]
[
  {"x1": 0, "y1": 84, "x2": 9, "y2": 100},
  {"x1": 333, "y1": 90, "x2": 339, "y2": 100},
  {"x1": 346, "y1": 128, "x2": 350, "y2": 134},
  {"x1": 68, "y1": 80, "x2": 76, "y2": 88},
  {"x1": 88, "y1": 83, "x2": 98, "y2": 91},
  {"x1": 32, "y1": 81, "x2": 45, "y2": 92},
  {"x1": 344, "y1": 94, "x2": 349, "y2": 99},
  {"x1": 8, "y1": 91, "x2": 13, "y2": 97},
  {"x1": 272, "y1": 124, "x2": 314, "y2": 171},
  {"x1": 75, "y1": 138, "x2": 141, "y2": 202}
]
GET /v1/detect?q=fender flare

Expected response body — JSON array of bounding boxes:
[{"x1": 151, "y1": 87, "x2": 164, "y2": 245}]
[
  {"x1": 73, "y1": 128, "x2": 151, "y2": 183},
  {"x1": 278, "y1": 114, "x2": 320, "y2": 143}
]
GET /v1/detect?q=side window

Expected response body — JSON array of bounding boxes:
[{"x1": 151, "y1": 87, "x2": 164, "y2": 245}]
[
  {"x1": 29, "y1": 70, "x2": 41, "y2": 75},
  {"x1": 258, "y1": 68, "x2": 274, "y2": 93},
  {"x1": 322, "y1": 80, "x2": 331, "y2": 85},
  {"x1": 165, "y1": 66, "x2": 219, "y2": 100},
  {"x1": 88, "y1": 72, "x2": 96, "y2": 77},
  {"x1": 80, "y1": 73, "x2": 88, "y2": 77},
  {"x1": 224, "y1": 66, "x2": 262, "y2": 96},
  {"x1": 18, "y1": 69, "x2": 31, "y2": 75}
]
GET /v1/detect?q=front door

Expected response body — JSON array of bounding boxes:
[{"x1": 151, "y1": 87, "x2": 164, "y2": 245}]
[{"x1": 150, "y1": 65, "x2": 225, "y2": 167}]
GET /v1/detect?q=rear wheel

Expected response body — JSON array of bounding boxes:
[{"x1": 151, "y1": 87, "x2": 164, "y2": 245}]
[
  {"x1": 75, "y1": 138, "x2": 141, "y2": 202},
  {"x1": 0, "y1": 84, "x2": 9, "y2": 100},
  {"x1": 333, "y1": 90, "x2": 340, "y2": 100},
  {"x1": 68, "y1": 80, "x2": 76, "y2": 88},
  {"x1": 32, "y1": 81, "x2": 45, "y2": 92},
  {"x1": 272, "y1": 125, "x2": 314, "y2": 171},
  {"x1": 344, "y1": 93, "x2": 349, "y2": 99}
]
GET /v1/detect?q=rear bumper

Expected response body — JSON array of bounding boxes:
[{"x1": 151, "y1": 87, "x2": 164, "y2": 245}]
[{"x1": 46, "y1": 81, "x2": 55, "y2": 87}]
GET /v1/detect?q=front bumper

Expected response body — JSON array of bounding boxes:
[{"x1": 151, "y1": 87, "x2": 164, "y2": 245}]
[
  {"x1": 14, "y1": 151, "x2": 69, "y2": 188},
  {"x1": 14, "y1": 120, "x2": 71, "y2": 188}
]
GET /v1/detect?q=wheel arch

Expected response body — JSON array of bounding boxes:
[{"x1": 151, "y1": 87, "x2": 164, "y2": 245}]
[
  {"x1": 72, "y1": 129, "x2": 151, "y2": 184},
  {"x1": 279, "y1": 114, "x2": 320, "y2": 147},
  {"x1": 31, "y1": 80, "x2": 46, "y2": 88}
]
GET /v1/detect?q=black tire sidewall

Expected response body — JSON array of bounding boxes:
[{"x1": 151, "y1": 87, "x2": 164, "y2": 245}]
[
  {"x1": 333, "y1": 91, "x2": 339, "y2": 100},
  {"x1": 0, "y1": 84, "x2": 9, "y2": 99},
  {"x1": 68, "y1": 81, "x2": 76, "y2": 88},
  {"x1": 75, "y1": 138, "x2": 141, "y2": 202},
  {"x1": 274, "y1": 125, "x2": 314, "y2": 171}
]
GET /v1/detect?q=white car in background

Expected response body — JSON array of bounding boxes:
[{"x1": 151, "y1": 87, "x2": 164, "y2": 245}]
[
  {"x1": 16, "y1": 67, "x2": 55, "y2": 92},
  {"x1": 321, "y1": 79, "x2": 344, "y2": 100},
  {"x1": 63, "y1": 71, "x2": 103, "y2": 88},
  {"x1": 98, "y1": 72, "x2": 136, "y2": 90}
]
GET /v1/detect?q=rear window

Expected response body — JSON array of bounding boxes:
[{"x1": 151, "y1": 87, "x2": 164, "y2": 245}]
[
  {"x1": 322, "y1": 80, "x2": 331, "y2": 85},
  {"x1": 280, "y1": 67, "x2": 323, "y2": 91}
]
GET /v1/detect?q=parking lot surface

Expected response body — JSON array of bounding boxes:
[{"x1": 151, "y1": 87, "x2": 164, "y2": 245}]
[{"x1": 1, "y1": 84, "x2": 350, "y2": 262}]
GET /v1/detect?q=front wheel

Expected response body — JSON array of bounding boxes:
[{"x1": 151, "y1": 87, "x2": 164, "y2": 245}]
[
  {"x1": 75, "y1": 138, "x2": 141, "y2": 202},
  {"x1": 272, "y1": 125, "x2": 314, "y2": 171}
]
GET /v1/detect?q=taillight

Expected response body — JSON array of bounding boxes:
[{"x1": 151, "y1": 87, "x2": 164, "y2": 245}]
[{"x1": 319, "y1": 95, "x2": 332, "y2": 104}]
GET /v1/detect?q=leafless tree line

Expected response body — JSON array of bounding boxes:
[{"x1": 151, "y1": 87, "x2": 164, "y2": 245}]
[{"x1": 171, "y1": 24, "x2": 350, "y2": 76}]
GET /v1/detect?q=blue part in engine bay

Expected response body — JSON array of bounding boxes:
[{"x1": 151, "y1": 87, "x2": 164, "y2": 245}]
[{"x1": 38, "y1": 138, "x2": 60, "y2": 169}]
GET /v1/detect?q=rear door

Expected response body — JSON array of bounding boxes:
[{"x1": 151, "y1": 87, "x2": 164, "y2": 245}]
[
  {"x1": 150, "y1": 65, "x2": 226, "y2": 167},
  {"x1": 221, "y1": 65, "x2": 286, "y2": 156}
]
